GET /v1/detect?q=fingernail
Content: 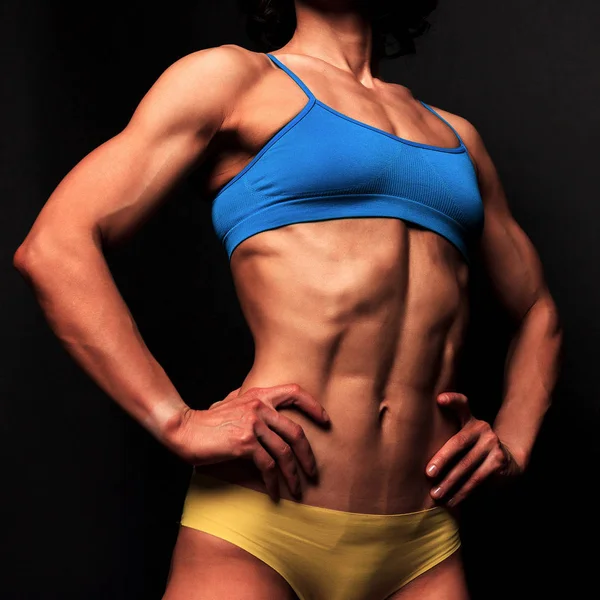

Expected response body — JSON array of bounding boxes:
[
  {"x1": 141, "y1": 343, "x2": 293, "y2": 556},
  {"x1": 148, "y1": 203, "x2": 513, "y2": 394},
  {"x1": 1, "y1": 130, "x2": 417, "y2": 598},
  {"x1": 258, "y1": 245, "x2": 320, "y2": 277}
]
[
  {"x1": 427, "y1": 464, "x2": 438, "y2": 476},
  {"x1": 432, "y1": 486, "x2": 442, "y2": 498},
  {"x1": 322, "y1": 409, "x2": 330, "y2": 421}
]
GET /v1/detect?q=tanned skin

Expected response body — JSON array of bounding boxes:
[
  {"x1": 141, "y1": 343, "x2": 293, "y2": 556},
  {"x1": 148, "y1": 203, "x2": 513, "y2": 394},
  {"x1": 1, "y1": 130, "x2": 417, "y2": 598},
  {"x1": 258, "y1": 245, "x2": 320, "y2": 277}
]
[{"x1": 13, "y1": 2, "x2": 563, "y2": 598}]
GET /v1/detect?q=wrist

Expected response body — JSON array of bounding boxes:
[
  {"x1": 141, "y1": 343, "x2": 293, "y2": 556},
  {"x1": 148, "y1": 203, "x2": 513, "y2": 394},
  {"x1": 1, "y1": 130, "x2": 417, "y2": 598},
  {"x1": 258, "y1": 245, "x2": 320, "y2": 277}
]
[
  {"x1": 492, "y1": 424, "x2": 530, "y2": 471},
  {"x1": 498, "y1": 439, "x2": 528, "y2": 476},
  {"x1": 141, "y1": 396, "x2": 191, "y2": 448}
]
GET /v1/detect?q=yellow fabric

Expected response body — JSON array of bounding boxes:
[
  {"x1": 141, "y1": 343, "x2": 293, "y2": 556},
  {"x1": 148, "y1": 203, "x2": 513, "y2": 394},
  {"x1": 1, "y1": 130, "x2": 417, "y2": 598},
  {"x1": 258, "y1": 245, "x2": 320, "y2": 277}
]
[{"x1": 179, "y1": 470, "x2": 461, "y2": 600}]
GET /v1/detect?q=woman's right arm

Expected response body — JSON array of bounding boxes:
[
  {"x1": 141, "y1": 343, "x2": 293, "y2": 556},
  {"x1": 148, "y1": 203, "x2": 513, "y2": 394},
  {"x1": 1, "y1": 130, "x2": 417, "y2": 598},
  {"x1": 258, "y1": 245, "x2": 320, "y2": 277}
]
[
  {"x1": 12, "y1": 45, "x2": 254, "y2": 451},
  {"x1": 13, "y1": 45, "x2": 330, "y2": 499}
]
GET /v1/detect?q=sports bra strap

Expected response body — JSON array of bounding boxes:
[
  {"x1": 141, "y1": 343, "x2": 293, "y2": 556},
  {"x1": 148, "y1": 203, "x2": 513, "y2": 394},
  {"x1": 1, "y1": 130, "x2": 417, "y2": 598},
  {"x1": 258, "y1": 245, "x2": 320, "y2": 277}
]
[
  {"x1": 419, "y1": 101, "x2": 465, "y2": 148},
  {"x1": 266, "y1": 53, "x2": 316, "y2": 102}
]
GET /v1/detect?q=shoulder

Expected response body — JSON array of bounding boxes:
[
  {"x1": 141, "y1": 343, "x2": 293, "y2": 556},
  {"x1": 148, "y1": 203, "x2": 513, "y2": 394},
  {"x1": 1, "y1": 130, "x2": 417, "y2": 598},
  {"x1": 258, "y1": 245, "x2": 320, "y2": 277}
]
[
  {"x1": 128, "y1": 44, "x2": 271, "y2": 132},
  {"x1": 155, "y1": 44, "x2": 269, "y2": 94}
]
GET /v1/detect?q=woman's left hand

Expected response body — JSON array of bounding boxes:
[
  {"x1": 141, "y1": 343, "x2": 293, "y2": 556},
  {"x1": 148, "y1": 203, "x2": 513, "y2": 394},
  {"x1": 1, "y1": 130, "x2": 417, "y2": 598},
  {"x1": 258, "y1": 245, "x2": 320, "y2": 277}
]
[{"x1": 425, "y1": 392, "x2": 524, "y2": 507}]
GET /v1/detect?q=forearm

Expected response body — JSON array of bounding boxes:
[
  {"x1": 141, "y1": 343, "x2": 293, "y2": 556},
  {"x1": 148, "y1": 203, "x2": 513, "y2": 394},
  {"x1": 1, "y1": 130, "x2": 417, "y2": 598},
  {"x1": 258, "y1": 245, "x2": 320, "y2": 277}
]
[
  {"x1": 14, "y1": 233, "x2": 190, "y2": 448},
  {"x1": 493, "y1": 291, "x2": 563, "y2": 469}
]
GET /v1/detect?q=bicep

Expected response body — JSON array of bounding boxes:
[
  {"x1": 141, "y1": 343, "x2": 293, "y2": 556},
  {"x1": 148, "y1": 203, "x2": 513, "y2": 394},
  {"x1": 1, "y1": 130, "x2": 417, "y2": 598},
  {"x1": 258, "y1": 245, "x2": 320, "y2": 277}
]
[{"x1": 24, "y1": 46, "x2": 249, "y2": 249}]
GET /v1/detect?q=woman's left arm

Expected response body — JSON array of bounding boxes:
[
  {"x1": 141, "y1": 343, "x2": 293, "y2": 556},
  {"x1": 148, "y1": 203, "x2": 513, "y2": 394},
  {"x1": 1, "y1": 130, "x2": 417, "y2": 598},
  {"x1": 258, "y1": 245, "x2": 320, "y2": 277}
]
[
  {"x1": 425, "y1": 116, "x2": 564, "y2": 506},
  {"x1": 471, "y1": 122, "x2": 563, "y2": 472}
]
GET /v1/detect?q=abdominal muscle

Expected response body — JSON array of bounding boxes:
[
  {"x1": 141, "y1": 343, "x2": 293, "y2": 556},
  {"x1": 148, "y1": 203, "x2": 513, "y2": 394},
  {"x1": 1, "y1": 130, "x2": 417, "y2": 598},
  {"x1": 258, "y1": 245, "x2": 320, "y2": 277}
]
[{"x1": 195, "y1": 216, "x2": 471, "y2": 515}]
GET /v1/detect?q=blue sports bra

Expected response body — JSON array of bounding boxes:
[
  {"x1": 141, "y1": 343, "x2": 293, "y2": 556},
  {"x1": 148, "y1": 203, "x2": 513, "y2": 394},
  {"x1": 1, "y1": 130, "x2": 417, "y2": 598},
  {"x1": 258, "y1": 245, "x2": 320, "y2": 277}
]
[{"x1": 212, "y1": 53, "x2": 484, "y2": 264}]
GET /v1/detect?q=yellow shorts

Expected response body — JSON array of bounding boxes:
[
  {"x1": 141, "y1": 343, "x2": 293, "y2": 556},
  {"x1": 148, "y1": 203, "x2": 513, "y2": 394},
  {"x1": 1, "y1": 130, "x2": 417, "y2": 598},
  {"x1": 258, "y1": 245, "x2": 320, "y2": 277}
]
[{"x1": 179, "y1": 470, "x2": 461, "y2": 600}]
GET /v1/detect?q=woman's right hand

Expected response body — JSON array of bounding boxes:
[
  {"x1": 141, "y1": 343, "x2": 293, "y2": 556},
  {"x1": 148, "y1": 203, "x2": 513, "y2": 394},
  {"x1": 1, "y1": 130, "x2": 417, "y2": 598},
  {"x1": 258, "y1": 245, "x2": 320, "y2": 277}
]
[{"x1": 169, "y1": 384, "x2": 331, "y2": 501}]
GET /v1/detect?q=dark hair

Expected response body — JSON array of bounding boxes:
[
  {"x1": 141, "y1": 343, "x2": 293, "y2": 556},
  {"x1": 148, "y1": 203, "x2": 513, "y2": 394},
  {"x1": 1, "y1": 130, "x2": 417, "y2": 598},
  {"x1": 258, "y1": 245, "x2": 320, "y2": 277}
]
[{"x1": 237, "y1": 0, "x2": 439, "y2": 60}]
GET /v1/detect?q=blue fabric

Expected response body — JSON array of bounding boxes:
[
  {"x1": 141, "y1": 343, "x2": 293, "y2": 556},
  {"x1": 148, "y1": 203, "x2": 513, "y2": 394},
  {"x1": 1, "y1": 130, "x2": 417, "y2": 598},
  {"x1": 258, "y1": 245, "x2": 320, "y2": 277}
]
[{"x1": 211, "y1": 53, "x2": 484, "y2": 265}]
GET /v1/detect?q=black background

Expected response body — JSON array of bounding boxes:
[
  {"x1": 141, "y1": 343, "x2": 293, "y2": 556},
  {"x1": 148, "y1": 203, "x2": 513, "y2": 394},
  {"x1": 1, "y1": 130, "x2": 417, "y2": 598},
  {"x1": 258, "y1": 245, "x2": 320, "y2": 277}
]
[{"x1": 2, "y1": 1, "x2": 596, "y2": 598}]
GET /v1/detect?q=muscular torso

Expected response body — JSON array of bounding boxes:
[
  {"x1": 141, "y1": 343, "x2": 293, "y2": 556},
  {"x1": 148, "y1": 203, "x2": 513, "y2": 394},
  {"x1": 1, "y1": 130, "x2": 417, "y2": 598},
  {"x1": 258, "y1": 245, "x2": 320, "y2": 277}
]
[{"x1": 196, "y1": 50, "x2": 473, "y2": 514}]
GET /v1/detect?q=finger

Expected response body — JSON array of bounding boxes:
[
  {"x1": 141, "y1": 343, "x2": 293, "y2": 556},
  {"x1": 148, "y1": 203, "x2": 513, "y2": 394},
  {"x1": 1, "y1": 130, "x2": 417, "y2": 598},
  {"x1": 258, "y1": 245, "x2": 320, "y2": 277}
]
[
  {"x1": 429, "y1": 436, "x2": 491, "y2": 501},
  {"x1": 259, "y1": 384, "x2": 330, "y2": 425},
  {"x1": 208, "y1": 387, "x2": 242, "y2": 410},
  {"x1": 446, "y1": 451, "x2": 503, "y2": 507},
  {"x1": 437, "y1": 392, "x2": 472, "y2": 426},
  {"x1": 259, "y1": 406, "x2": 317, "y2": 479},
  {"x1": 251, "y1": 443, "x2": 281, "y2": 503},
  {"x1": 425, "y1": 425, "x2": 479, "y2": 478},
  {"x1": 253, "y1": 419, "x2": 302, "y2": 498}
]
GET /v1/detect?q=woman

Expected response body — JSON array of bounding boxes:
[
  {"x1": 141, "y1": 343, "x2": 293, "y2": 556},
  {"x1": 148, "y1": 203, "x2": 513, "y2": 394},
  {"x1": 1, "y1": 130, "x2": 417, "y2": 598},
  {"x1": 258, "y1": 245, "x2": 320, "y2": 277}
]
[{"x1": 13, "y1": 1, "x2": 563, "y2": 599}]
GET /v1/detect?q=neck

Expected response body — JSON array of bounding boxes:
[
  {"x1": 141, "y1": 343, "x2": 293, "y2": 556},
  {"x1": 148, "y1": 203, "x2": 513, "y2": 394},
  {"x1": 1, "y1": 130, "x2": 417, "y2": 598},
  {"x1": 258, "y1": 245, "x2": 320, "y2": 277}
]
[{"x1": 283, "y1": 1, "x2": 377, "y2": 80}]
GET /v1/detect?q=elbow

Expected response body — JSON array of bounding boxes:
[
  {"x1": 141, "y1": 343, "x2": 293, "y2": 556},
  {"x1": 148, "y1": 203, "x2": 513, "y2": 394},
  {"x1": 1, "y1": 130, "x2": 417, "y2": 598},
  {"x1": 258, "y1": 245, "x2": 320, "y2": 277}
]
[
  {"x1": 555, "y1": 317, "x2": 565, "y2": 371},
  {"x1": 523, "y1": 291, "x2": 564, "y2": 359},
  {"x1": 13, "y1": 231, "x2": 84, "y2": 280},
  {"x1": 14, "y1": 226, "x2": 102, "y2": 293},
  {"x1": 541, "y1": 293, "x2": 565, "y2": 382},
  {"x1": 13, "y1": 238, "x2": 45, "y2": 277},
  {"x1": 536, "y1": 291, "x2": 563, "y2": 335},
  {"x1": 546, "y1": 295, "x2": 564, "y2": 344},
  {"x1": 541, "y1": 294, "x2": 564, "y2": 351}
]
